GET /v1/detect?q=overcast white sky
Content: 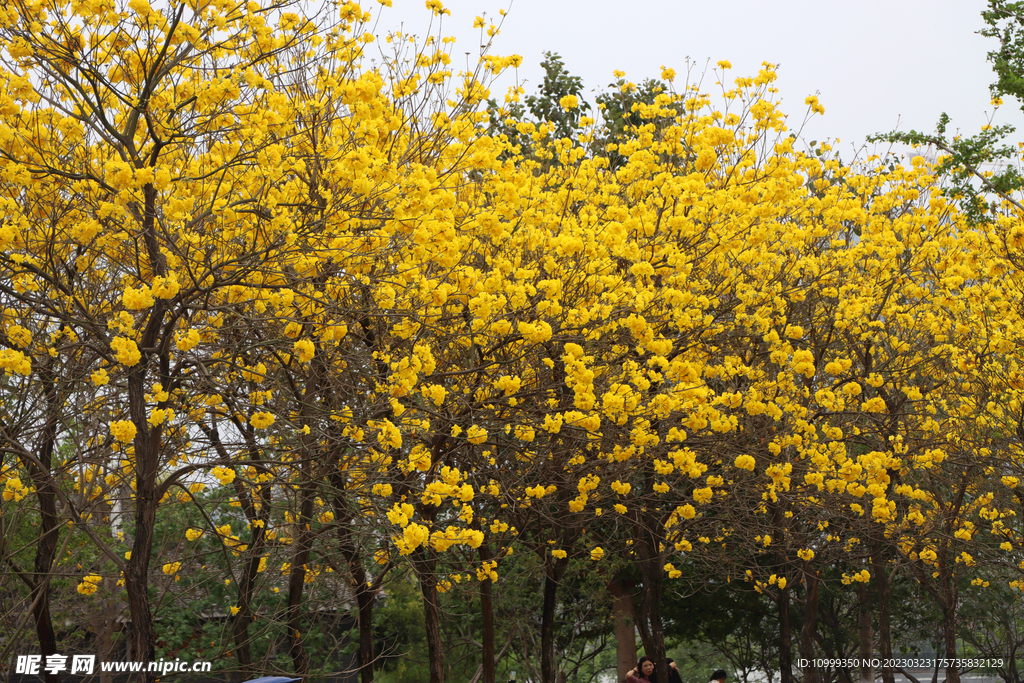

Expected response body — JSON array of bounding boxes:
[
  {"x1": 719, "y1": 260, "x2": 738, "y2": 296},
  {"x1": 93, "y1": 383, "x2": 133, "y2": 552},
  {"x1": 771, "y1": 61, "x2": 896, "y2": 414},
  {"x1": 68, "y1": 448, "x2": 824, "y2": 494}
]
[{"x1": 375, "y1": 0, "x2": 1024, "y2": 157}]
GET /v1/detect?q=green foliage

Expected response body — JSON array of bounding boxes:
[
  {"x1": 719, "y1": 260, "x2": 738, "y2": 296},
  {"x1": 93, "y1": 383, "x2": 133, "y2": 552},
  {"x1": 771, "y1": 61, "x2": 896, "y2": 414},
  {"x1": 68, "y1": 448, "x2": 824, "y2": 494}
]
[
  {"x1": 871, "y1": 0, "x2": 1024, "y2": 224},
  {"x1": 595, "y1": 77, "x2": 672, "y2": 140},
  {"x1": 488, "y1": 51, "x2": 590, "y2": 160},
  {"x1": 872, "y1": 117, "x2": 1022, "y2": 224},
  {"x1": 667, "y1": 640, "x2": 721, "y2": 683},
  {"x1": 374, "y1": 573, "x2": 430, "y2": 683},
  {"x1": 984, "y1": 1, "x2": 1024, "y2": 105},
  {"x1": 522, "y1": 52, "x2": 591, "y2": 141},
  {"x1": 665, "y1": 579, "x2": 777, "y2": 681}
]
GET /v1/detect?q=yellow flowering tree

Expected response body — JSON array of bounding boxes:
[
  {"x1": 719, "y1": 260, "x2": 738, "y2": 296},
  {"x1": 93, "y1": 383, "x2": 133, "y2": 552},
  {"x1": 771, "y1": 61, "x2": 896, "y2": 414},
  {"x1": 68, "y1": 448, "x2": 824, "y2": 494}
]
[
  {"x1": 0, "y1": 0, "x2": 518, "y2": 678},
  {"x1": 5, "y1": 0, "x2": 1024, "y2": 680}
]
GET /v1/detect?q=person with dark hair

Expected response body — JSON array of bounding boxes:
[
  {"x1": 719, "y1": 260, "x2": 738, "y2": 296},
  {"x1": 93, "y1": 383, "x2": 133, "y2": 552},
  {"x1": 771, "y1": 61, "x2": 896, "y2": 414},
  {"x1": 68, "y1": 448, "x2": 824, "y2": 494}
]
[
  {"x1": 626, "y1": 656, "x2": 656, "y2": 682},
  {"x1": 710, "y1": 670, "x2": 728, "y2": 683},
  {"x1": 625, "y1": 656, "x2": 682, "y2": 683}
]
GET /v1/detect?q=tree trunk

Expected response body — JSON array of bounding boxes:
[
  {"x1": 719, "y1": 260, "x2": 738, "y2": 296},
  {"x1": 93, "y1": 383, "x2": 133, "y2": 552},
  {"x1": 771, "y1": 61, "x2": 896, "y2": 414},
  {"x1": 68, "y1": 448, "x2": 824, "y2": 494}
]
[
  {"x1": 229, "y1": 437, "x2": 274, "y2": 678},
  {"x1": 231, "y1": 530, "x2": 267, "y2": 679},
  {"x1": 353, "y1": 586, "x2": 375, "y2": 683},
  {"x1": 125, "y1": 501, "x2": 156, "y2": 681},
  {"x1": 285, "y1": 361, "x2": 328, "y2": 681},
  {"x1": 541, "y1": 557, "x2": 568, "y2": 683},
  {"x1": 125, "y1": 428, "x2": 158, "y2": 682},
  {"x1": 124, "y1": 192, "x2": 170, "y2": 683},
  {"x1": 479, "y1": 546, "x2": 495, "y2": 683},
  {"x1": 28, "y1": 369, "x2": 65, "y2": 683},
  {"x1": 416, "y1": 553, "x2": 445, "y2": 683},
  {"x1": 230, "y1": 598, "x2": 254, "y2": 679},
  {"x1": 635, "y1": 537, "x2": 669, "y2": 683},
  {"x1": 331, "y1": 480, "x2": 378, "y2": 683},
  {"x1": 350, "y1": 563, "x2": 377, "y2": 683},
  {"x1": 769, "y1": 501, "x2": 794, "y2": 683},
  {"x1": 607, "y1": 576, "x2": 638, "y2": 683},
  {"x1": 799, "y1": 566, "x2": 820, "y2": 683},
  {"x1": 871, "y1": 550, "x2": 895, "y2": 683},
  {"x1": 28, "y1": 467, "x2": 61, "y2": 683},
  {"x1": 29, "y1": 577, "x2": 59, "y2": 683},
  {"x1": 858, "y1": 584, "x2": 873, "y2": 683},
  {"x1": 938, "y1": 542, "x2": 960, "y2": 683},
  {"x1": 286, "y1": 480, "x2": 315, "y2": 679},
  {"x1": 941, "y1": 600, "x2": 960, "y2": 683},
  {"x1": 97, "y1": 593, "x2": 119, "y2": 683},
  {"x1": 778, "y1": 585, "x2": 794, "y2": 683}
]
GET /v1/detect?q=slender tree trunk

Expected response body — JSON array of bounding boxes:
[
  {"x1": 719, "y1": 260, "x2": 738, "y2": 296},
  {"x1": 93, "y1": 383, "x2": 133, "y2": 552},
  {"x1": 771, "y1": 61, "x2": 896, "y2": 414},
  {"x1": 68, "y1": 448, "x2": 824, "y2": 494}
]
[
  {"x1": 415, "y1": 552, "x2": 445, "y2": 683},
  {"x1": 941, "y1": 600, "x2": 960, "y2": 683},
  {"x1": 541, "y1": 557, "x2": 568, "y2": 683},
  {"x1": 125, "y1": 434, "x2": 159, "y2": 681},
  {"x1": 231, "y1": 432, "x2": 275, "y2": 678},
  {"x1": 816, "y1": 575, "x2": 851, "y2": 683},
  {"x1": 479, "y1": 545, "x2": 495, "y2": 683},
  {"x1": 769, "y1": 501, "x2": 794, "y2": 683},
  {"x1": 936, "y1": 475, "x2": 972, "y2": 683},
  {"x1": 98, "y1": 594, "x2": 118, "y2": 683},
  {"x1": 125, "y1": 500, "x2": 157, "y2": 681},
  {"x1": 200, "y1": 420, "x2": 274, "y2": 677},
  {"x1": 799, "y1": 567, "x2": 820, "y2": 683},
  {"x1": 286, "y1": 480, "x2": 315, "y2": 679},
  {"x1": 286, "y1": 356, "x2": 332, "y2": 681},
  {"x1": 26, "y1": 369, "x2": 65, "y2": 683},
  {"x1": 355, "y1": 587, "x2": 375, "y2": 683},
  {"x1": 635, "y1": 537, "x2": 669, "y2": 683},
  {"x1": 331, "y1": 477, "x2": 378, "y2": 683},
  {"x1": 646, "y1": 594, "x2": 669, "y2": 681},
  {"x1": 231, "y1": 526, "x2": 267, "y2": 678},
  {"x1": 28, "y1": 468, "x2": 60, "y2": 682},
  {"x1": 778, "y1": 585, "x2": 794, "y2": 683},
  {"x1": 409, "y1": 452, "x2": 445, "y2": 683},
  {"x1": 29, "y1": 572, "x2": 59, "y2": 683},
  {"x1": 930, "y1": 650, "x2": 942, "y2": 683},
  {"x1": 124, "y1": 182, "x2": 171, "y2": 683},
  {"x1": 607, "y1": 576, "x2": 638, "y2": 683},
  {"x1": 109, "y1": 175, "x2": 172, "y2": 683},
  {"x1": 231, "y1": 594, "x2": 254, "y2": 678},
  {"x1": 858, "y1": 584, "x2": 873, "y2": 683},
  {"x1": 631, "y1": 463, "x2": 671, "y2": 683},
  {"x1": 938, "y1": 543, "x2": 960, "y2": 683},
  {"x1": 344, "y1": 532, "x2": 380, "y2": 683},
  {"x1": 871, "y1": 550, "x2": 895, "y2": 683}
]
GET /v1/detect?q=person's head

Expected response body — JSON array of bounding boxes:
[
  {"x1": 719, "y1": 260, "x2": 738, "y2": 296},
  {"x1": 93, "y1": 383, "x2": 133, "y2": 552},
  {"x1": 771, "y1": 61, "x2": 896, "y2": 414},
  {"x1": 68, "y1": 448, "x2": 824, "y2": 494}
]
[
  {"x1": 638, "y1": 657, "x2": 655, "y2": 678},
  {"x1": 711, "y1": 670, "x2": 727, "y2": 683}
]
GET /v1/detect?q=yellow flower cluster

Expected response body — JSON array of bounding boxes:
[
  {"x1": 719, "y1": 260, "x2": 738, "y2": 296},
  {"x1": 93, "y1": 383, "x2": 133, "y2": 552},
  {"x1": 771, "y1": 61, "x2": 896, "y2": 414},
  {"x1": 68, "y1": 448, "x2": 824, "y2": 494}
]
[
  {"x1": 110, "y1": 337, "x2": 141, "y2": 366},
  {"x1": 250, "y1": 412, "x2": 275, "y2": 429},
  {"x1": 3, "y1": 476, "x2": 27, "y2": 502},
  {"x1": 109, "y1": 420, "x2": 136, "y2": 443},
  {"x1": 211, "y1": 467, "x2": 236, "y2": 486},
  {"x1": 77, "y1": 574, "x2": 102, "y2": 595},
  {"x1": 0, "y1": 348, "x2": 31, "y2": 375}
]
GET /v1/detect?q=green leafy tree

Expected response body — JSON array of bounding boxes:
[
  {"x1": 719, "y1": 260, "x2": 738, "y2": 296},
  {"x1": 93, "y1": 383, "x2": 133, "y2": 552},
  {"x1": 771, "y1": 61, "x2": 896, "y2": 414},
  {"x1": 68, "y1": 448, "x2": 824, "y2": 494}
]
[
  {"x1": 488, "y1": 52, "x2": 591, "y2": 160},
  {"x1": 872, "y1": 1, "x2": 1024, "y2": 224}
]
